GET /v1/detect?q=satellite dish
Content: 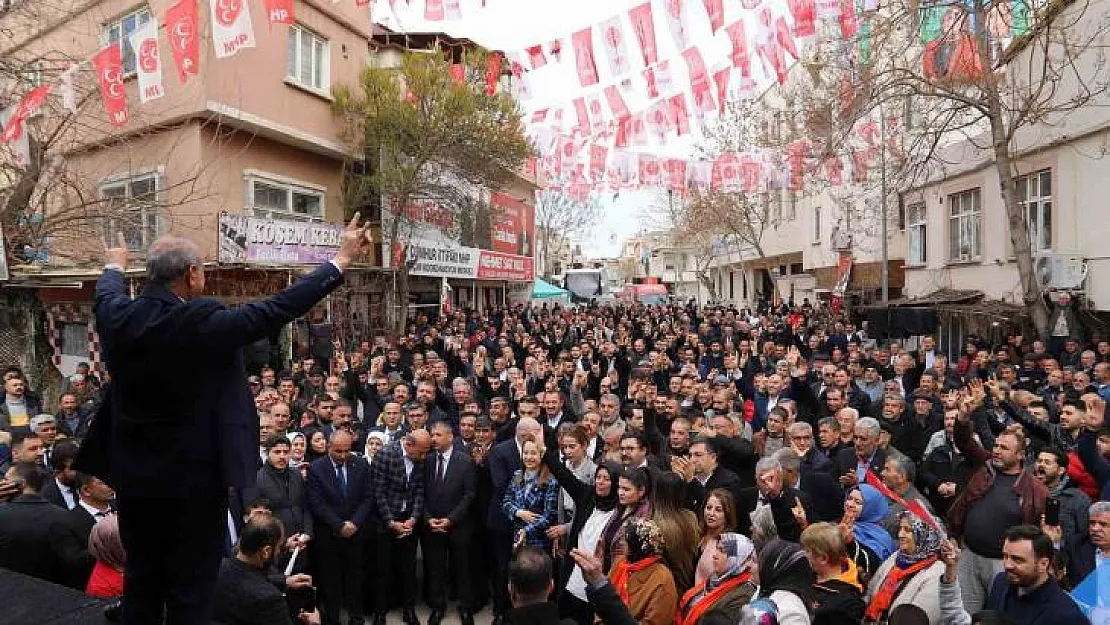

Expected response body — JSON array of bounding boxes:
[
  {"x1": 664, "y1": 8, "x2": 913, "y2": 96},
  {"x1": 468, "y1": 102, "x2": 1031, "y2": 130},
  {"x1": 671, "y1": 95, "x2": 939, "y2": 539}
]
[{"x1": 608, "y1": 233, "x2": 618, "y2": 244}]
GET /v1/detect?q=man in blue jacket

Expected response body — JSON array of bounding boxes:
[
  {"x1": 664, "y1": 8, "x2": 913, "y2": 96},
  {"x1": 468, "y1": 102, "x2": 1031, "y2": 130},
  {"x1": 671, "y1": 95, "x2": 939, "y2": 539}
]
[
  {"x1": 84, "y1": 216, "x2": 369, "y2": 625},
  {"x1": 984, "y1": 525, "x2": 1090, "y2": 625}
]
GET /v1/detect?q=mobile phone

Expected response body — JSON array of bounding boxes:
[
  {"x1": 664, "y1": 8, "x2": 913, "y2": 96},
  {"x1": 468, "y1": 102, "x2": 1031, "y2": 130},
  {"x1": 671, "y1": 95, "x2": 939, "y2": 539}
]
[{"x1": 1045, "y1": 497, "x2": 1061, "y2": 527}]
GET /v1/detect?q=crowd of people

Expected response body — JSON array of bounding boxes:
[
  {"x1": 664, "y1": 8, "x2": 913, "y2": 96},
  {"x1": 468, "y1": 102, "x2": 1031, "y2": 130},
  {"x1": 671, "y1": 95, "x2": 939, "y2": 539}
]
[{"x1": 2, "y1": 297, "x2": 1109, "y2": 625}]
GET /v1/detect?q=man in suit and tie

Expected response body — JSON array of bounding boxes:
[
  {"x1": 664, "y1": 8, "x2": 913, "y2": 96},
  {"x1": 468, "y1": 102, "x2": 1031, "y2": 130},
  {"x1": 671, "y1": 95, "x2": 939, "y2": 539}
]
[
  {"x1": 681, "y1": 437, "x2": 749, "y2": 530},
  {"x1": 487, "y1": 417, "x2": 543, "y2": 625},
  {"x1": 469, "y1": 415, "x2": 496, "y2": 612},
  {"x1": 41, "y1": 440, "x2": 80, "y2": 510},
  {"x1": 773, "y1": 448, "x2": 842, "y2": 523},
  {"x1": 370, "y1": 429, "x2": 432, "y2": 625},
  {"x1": 422, "y1": 421, "x2": 477, "y2": 625},
  {"x1": 307, "y1": 429, "x2": 373, "y2": 625},
  {"x1": 80, "y1": 218, "x2": 369, "y2": 625},
  {"x1": 67, "y1": 471, "x2": 115, "y2": 588}
]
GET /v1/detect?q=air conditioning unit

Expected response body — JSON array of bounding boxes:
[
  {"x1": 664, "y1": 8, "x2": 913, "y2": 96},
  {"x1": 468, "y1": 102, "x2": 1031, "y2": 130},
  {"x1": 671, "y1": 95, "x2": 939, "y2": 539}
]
[{"x1": 1035, "y1": 254, "x2": 1087, "y2": 290}]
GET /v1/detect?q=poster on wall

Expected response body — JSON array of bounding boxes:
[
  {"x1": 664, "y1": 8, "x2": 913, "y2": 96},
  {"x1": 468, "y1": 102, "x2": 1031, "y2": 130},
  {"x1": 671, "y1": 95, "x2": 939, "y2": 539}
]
[{"x1": 490, "y1": 192, "x2": 535, "y2": 257}]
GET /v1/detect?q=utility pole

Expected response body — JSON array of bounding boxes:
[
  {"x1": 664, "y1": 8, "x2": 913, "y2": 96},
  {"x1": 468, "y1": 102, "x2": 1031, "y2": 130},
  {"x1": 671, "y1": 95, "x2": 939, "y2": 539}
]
[{"x1": 879, "y1": 103, "x2": 889, "y2": 302}]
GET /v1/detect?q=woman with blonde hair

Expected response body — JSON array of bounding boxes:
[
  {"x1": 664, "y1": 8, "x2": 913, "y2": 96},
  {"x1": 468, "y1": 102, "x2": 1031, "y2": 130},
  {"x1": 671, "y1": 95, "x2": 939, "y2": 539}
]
[{"x1": 501, "y1": 435, "x2": 559, "y2": 551}]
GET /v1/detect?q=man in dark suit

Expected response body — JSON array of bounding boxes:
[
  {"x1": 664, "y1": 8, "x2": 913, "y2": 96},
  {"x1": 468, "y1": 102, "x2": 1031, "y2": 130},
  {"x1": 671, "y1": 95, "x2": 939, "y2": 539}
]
[
  {"x1": 469, "y1": 416, "x2": 496, "y2": 613},
  {"x1": 773, "y1": 448, "x2": 842, "y2": 523},
  {"x1": 41, "y1": 440, "x2": 80, "y2": 510},
  {"x1": 682, "y1": 437, "x2": 749, "y2": 531},
  {"x1": 422, "y1": 421, "x2": 477, "y2": 625},
  {"x1": 830, "y1": 416, "x2": 887, "y2": 490},
  {"x1": 212, "y1": 515, "x2": 322, "y2": 625},
  {"x1": 487, "y1": 417, "x2": 543, "y2": 625},
  {"x1": 67, "y1": 471, "x2": 115, "y2": 589},
  {"x1": 81, "y1": 220, "x2": 369, "y2": 625},
  {"x1": 0, "y1": 462, "x2": 92, "y2": 590},
  {"x1": 307, "y1": 429, "x2": 373, "y2": 625},
  {"x1": 370, "y1": 429, "x2": 432, "y2": 625}
]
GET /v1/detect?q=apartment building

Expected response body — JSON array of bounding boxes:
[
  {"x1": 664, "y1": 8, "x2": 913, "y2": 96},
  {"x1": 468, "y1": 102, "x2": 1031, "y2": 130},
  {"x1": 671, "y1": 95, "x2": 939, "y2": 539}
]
[{"x1": 898, "y1": 0, "x2": 1110, "y2": 347}]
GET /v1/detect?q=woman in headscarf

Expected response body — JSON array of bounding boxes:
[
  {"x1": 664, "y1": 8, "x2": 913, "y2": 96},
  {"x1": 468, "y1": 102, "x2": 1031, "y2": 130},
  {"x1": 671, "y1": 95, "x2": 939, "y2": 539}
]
[
  {"x1": 696, "y1": 489, "x2": 739, "y2": 586},
  {"x1": 608, "y1": 518, "x2": 677, "y2": 625},
  {"x1": 676, "y1": 533, "x2": 758, "y2": 625},
  {"x1": 746, "y1": 538, "x2": 815, "y2": 625},
  {"x1": 86, "y1": 514, "x2": 125, "y2": 599},
  {"x1": 363, "y1": 431, "x2": 389, "y2": 466},
  {"x1": 542, "y1": 444, "x2": 620, "y2": 625},
  {"x1": 287, "y1": 432, "x2": 307, "y2": 466},
  {"x1": 841, "y1": 485, "x2": 896, "y2": 586},
  {"x1": 864, "y1": 512, "x2": 946, "y2": 624}
]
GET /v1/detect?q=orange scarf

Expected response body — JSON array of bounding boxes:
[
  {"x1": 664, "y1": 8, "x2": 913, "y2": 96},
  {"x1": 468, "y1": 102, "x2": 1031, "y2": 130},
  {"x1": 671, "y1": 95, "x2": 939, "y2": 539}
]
[
  {"x1": 863, "y1": 556, "x2": 937, "y2": 622},
  {"x1": 675, "y1": 571, "x2": 753, "y2": 625},
  {"x1": 609, "y1": 555, "x2": 662, "y2": 605},
  {"x1": 864, "y1": 470, "x2": 939, "y2": 530}
]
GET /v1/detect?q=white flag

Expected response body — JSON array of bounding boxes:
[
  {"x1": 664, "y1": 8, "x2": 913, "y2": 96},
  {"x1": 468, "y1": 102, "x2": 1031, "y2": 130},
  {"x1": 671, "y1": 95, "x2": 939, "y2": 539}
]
[
  {"x1": 0, "y1": 106, "x2": 31, "y2": 169},
  {"x1": 60, "y1": 63, "x2": 80, "y2": 113},
  {"x1": 129, "y1": 21, "x2": 165, "y2": 103},
  {"x1": 210, "y1": 0, "x2": 256, "y2": 59},
  {"x1": 599, "y1": 16, "x2": 632, "y2": 77}
]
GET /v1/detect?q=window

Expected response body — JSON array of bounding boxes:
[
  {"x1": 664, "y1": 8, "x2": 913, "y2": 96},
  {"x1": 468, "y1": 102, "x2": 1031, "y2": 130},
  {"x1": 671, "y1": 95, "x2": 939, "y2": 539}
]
[
  {"x1": 1017, "y1": 169, "x2": 1052, "y2": 253},
  {"x1": 906, "y1": 202, "x2": 927, "y2": 266},
  {"x1": 286, "y1": 25, "x2": 330, "y2": 93},
  {"x1": 813, "y1": 207, "x2": 822, "y2": 243},
  {"x1": 101, "y1": 173, "x2": 160, "y2": 252},
  {"x1": 948, "y1": 189, "x2": 981, "y2": 261},
  {"x1": 58, "y1": 322, "x2": 89, "y2": 358},
  {"x1": 246, "y1": 174, "x2": 325, "y2": 221},
  {"x1": 105, "y1": 6, "x2": 152, "y2": 75}
]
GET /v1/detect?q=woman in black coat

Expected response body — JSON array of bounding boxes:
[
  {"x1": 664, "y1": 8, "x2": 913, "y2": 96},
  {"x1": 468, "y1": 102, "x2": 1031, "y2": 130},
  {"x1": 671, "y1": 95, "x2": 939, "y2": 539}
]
[{"x1": 543, "y1": 445, "x2": 620, "y2": 625}]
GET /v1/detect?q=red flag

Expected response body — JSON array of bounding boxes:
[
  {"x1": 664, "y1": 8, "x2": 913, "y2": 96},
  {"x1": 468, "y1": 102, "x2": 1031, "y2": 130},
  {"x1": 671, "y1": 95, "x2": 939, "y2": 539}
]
[
  {"x1": 165, "y1": 0, "x2": 200, "y2": 83},
  {"x1": 425, "y1": 0, "x2": 444, "y2": 20},
  {"x1": 723, "y1": 20, "x2": 752, "y2": 78},
  {"x1": 864, "y1": 470, "x2": 941, "y2": 530},
  {"x1": 0, "y1": 85, "x2": 51, "y2": 144},
  {"x1": 739, "y1": 154, "x2": 762, "y2": 193},
  {"x1": 712, "y1": 153, "x2": 741, "y2": 190},
  {"x1": 586, "y1": 93, "x2": 606, "y2": 134},
  {"x1": 526, "y1": 45, "x2": 547, "y2": 69},
  {"x1": 776, "y1": 17, "x2": 799, "y2": 60},
  {"x1": 643, "y1": 61, "x2": 673, "y2": 99},
  {"x1": 851, "y1": 149, "x2": 869, "y2": 182},
  {"x1": 93, "y1": 43, "x2": 129, "y2": 127},
  {"x1": 682, "y1": 47, "x2": 716, "y2": 116},
  {"x1": 262, "y1": 0, "x2": 293, "y2": 27},
  {"x1": 787, "y1": 141, "x2": 807, "y2": 191},
  {"x1": 639, "y1": 156, "x2": 662, "y2": 186},
  {"x1": 571, "y1": 28, "x2": 599, "y2": 87},
  {"x1": 703, "y1": 0, "x2": 725, "y2": 32},
  {"x1": 449, "y1": 63, "x2": 465, "y2": 84},
  {"x1": 789, "y1": 0, "x2": 817, "y2": 37},
  {"x1": 713, "y1": 67, "x2": 731, "y2": 115},
  {"x1": 604, "y1": 85, "x2": 631, "y2": 120},
  {"x1": 824, "y1": 156, "x2": 844, "y2": 186},
  {"x1": 628, "y1": 2, "x2": 659, "y2": 66},
  {"x1": 589, "y1": 144, "x2": 609, "y2": 182},
  {"x1": 629, "y1": 113, "x2": 648, "y2": 147},
  {"x1": 667, "y1": 93, "x2": 691, "y2": 136},
  {"x1": 485, "y1": 55, "x2": 501, "y2": 95},
  {"x1": 664, "y1": 159, "x2": 688, "y2": 192},
  {"x1": 756, "y1": 9, "x2": 786, "y2": 84},
  {"x1": 840, "y1": 0, "x2": 859, "y2": 39}
]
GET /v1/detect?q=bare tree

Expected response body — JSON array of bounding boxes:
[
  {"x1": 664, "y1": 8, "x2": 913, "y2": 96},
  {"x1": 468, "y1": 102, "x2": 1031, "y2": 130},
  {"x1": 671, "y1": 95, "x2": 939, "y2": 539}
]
[{"x1": 534, "y1": 190, "x2": 601, "y2": 279}]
